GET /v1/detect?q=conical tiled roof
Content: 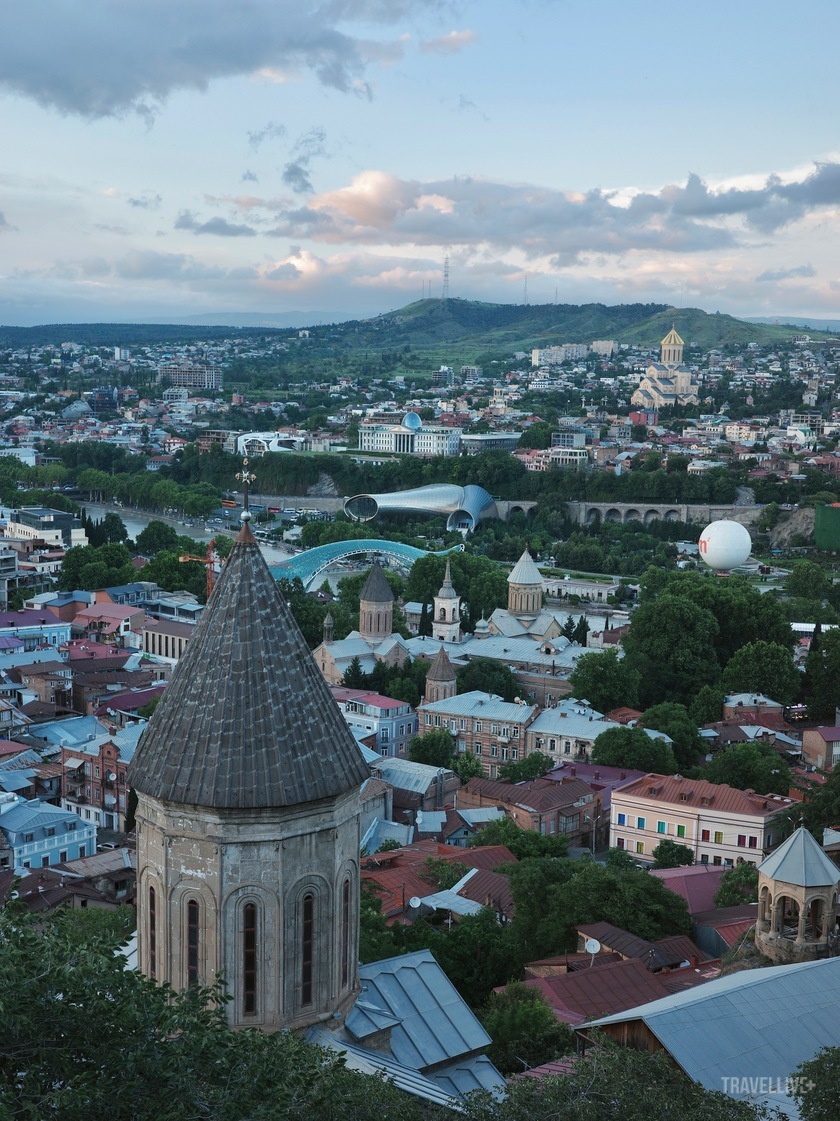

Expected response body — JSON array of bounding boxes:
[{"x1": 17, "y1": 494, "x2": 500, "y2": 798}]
[
  {"x1": 758, "y1": 826, "x2": 840, "y2": 887},
  {"x1": 661, "y1": 324, "x2": 684, "y2": 347},
  {"x1": 437, "y1": 557, "x2": 458, "y2": 600},
  {"x1": 359, "y1": 561, "x2": 393, "y2": 604},
  {"x1": 129, "y1": 520, "x2": 370, "y2": 809},
  {"x1": 426, "y1": 646, "x2": 456, "y2": 683},
  {"x1": 508, "y1": 548, "x2": 542, "y2": 586}
]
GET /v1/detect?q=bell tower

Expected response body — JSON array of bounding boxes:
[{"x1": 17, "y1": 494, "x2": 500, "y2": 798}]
[{"x1": 432, "y1": 558, "x2": 461, "y2": 643}]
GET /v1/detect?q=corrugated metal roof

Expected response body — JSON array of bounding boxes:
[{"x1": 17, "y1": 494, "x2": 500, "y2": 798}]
[
  {"x1": 421, "y1": 690, "x2": 537, "y2": 723},
  {"x1": 508, "y1": 549, "x2": 543, "y2": 586},
  {"x1": 587, "y1": 958, "x2": 840, "y2": 1118}
]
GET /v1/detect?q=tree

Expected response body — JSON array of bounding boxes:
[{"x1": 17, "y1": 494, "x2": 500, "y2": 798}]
[
  {"x1": 641, "y1": 702, "x2": 703, "y2": 770},
  {"x1": 478, "y1": 983, "x2": 576, "y2": 1076},
  {"x1": 408, "y1": 727, "x2": 455, "y2": 768},
  {"x1": 425, "y1": 856, "x2": 471, "y2": 890},
  {"x1": 622, "y1": 594, "x2": 720, "y2": 706},
  {"x1": 136, "y1": 519, "x2": 180, "y2": 554},
  {"x1": 572, "y1": 615, "x2": 589, "y2": 645},
  {"x1": 690, "y1": 683, "x2": 726, "y2": 725},
  {"x1": 703, "y1": 742, "x2": 791, "y2": 796},
  {"x1": 651, "y1": 839, "x2": 695, "y2": 869},
  {"x1": 451, "y1": 749, "x2": 483, "y2": 783},
  {"x1": 469, "y1": 817, "x2": 568, "y2": 861},
  {"x1": 592, "y1": 726, "x2": 678, "y2": 774},
  {"x1": 803, "y1": 628, "x2": 840, "y2": 721},
  {"x1": 721, "y1": 640, "x2": 801, "y2": 704},
  {"x1": 461, "y1": 1043, "x2": 770, "y2": 1121},
  {"x1": 57, "y1": 542, "x2": 137, "y2": 591},
  {"x1": 793, "y1": 1045, "x2": 840, "y2": 1121},
  {"x1": 499, "y1": 752, "x2": 554, "y2": 783},
  {"x1": 342, "y1": 655, "x2": 366, "y2": 689},
  {"x1": 456, "y1": 658, "x2": 520, "y2": 702},
  {"x1": 713, "y1": 862, "x2": 759, "y2": 908},
  {"x1": 786, "y1": 561, "x2": 829, "y2": 602},
  {"x1": 567, "y1": 648, "x2": 640, "y2": 712}
]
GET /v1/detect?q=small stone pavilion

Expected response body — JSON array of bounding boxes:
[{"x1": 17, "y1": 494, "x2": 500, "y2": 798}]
[{"x1": 755, "y1": 826, "x2": 840, "y2": 963}]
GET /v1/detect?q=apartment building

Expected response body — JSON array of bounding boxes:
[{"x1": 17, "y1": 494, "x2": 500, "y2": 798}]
[
  {"x1": 330, "y1": 686, "x2": 418, "y2": 758},
  {"x1": 610, "y1": 773, "x2": 793, "y2": 866},
  {"x1": 417, "y1": 690, "x2": 538, "y2": 779}
]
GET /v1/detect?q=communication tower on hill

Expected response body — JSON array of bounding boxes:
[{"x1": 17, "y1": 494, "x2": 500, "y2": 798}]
[{"x1": 442, "y1": 253, "x2": 450, "y2": 302}]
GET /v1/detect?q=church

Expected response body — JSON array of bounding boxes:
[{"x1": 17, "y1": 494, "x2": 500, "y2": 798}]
[
  {"x1": 631, "y1": 325, "x2": 700, "y2": 410},
  {"x1": 128, "y1": 510, "x2": 504, "y2": 1102}
]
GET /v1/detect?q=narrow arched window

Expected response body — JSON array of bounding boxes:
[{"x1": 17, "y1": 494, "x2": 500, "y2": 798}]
[
  {"x1": 148, "y1": 886, "x2": 156, "y2": 979},
  {"x1": 187, "y1": 899, "x2": 200, "y2": 985},
  {"x1": 341, "y1": 879, "x2": 351, "y2": 987},
  {"x1": 301, "y1": 893, "x2": 314, "y2": 1006},
  {"x1": 243, "y1": 903, "x2": 257, "y2": 1016}
]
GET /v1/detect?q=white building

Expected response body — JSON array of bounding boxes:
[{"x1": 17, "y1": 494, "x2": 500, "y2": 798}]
[{"x1": 358, "y1": 411, "x2": 461, "y2": 457}]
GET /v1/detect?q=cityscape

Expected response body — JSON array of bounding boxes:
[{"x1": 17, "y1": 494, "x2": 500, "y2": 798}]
[{"x1": 3, "y1": 2, "x2": 840, "y2": 1119}]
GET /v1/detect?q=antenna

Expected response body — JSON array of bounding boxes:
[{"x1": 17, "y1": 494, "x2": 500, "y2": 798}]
[
  {"x1": 442, "y1": 253, "x2": 450, "y2": 303},
  {"x1": 408, "y1": 896, "x2": 422, "y2": 910},
  {"x1": 584, "y1": 937, "x2": 601, "y2": 966},
  {"x1": 523, "y1": 275, "x2": 528, "y2": 305}
]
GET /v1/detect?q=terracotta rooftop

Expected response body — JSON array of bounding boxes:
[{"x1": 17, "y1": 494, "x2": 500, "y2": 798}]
[
  {"x1": 128, "y1": 519, "x2": 370, "y2": 810},
  {"x1": 615, "y1": 773, "x2": 794, "y2": 818}
]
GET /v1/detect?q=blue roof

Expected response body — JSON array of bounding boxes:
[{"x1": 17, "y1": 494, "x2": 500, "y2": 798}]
[
  {"x1": 271, "y1": 540, "x2": 463, "y2": 590},
  {"x1": 0, "y1": 799, "x2": 90, "y2": 836}
]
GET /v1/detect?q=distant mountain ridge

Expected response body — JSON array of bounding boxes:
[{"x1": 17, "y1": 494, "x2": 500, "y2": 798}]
[{"x1": 0, "y1": 299, "x2": 819, "y2": 351}]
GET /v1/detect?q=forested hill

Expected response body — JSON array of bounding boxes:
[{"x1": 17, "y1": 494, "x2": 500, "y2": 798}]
[{"x1": 0, "y1": 299, "x2": 810, "y2": 350}]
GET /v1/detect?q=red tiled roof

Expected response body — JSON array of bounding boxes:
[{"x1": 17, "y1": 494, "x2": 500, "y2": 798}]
[
  {"x1": 615, "y1": 772, "x2": 793, "y2": 818},
  {"x1": 648, "y1": 864, "x2": 726, "y2": 915},
  {"x1": 524, "y1": 957, "x2": 673, "y2": 1026}
]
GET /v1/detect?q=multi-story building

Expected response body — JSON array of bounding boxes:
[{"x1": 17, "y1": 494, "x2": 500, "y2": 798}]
[
  {"x1": 458, "y1": 775, "x2": 597, "y2": 846},
  {"x1": 610, "y1": 773, "x2": 793, "y2": 867},
  {"x1": 417, "y1": 690, "x2": 538, "y2": 779},
  {"x1": 142, "y1": 618, "x2": 194, "y2": 664},
  {"x1": 330, "y1": 686, "x2": 418, "y2": 758},
  {"x1": 60, "y1": 723, "x2": 144, "y2": 831},
  {"x1": 0, "y1": 791, "x2": 97, "y2": 873},
  {"x1": 156, "y1": 363, "x2": 223, "y2": 391},
  {"x1": 358, "y1": 411, "x2": 461, "y2": 456},
  {"x1": 7, "y1": 507, "x2": 88, "y2": 549},
  {"x1": 0, "y1": 609, "x2": 72, "y2": 650},
  {"x1": 801, "y1": 726, "x2": 840, "y2": 771}
]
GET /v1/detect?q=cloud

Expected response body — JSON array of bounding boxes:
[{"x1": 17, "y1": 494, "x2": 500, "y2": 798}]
[
  {"x1": 282, "y1": 127, "x2": 329, "y2": 194},
  {"x1": 0, "y1": 1, "x2": 440, "y2": 119},
  {"x1": 127, "y1": 193, "x2": 162, "y2": 210},
  {"x1": 756, "y1": 264, "x2": 816, "y2": 282},
  {"x1": 241, "y1": 170, "x2": 258, "y2": 183},
  {"x1": 175, "y1": 210, "x2": 257, "y2": 237},
  {"x1": 0, "y1": 212, "x2": 12, "y2": 232},
  {"x1": 420, "y1": 29, "x2": 476, "y2": 55},
  {"x1": 450, "y1": 94, "x2": 488, "y2": 120},
  {"x1": 247, "y1": 121, "x2": 286, "y2": 152}
]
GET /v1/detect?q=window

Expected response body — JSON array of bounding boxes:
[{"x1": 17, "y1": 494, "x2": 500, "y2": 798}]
[
  {"x1": 737, "y1": 835, "x2": 746, "y2": 847},
  {"x1": 187, "y1": 899, "x2": 200, "y2": 985},
  {"x1": 617, "y1": 813, "x2": 626, "y2": 826},
  {"x1": 491, "y1": 723, "x2": 498, "y2": 735},
  {"x1": 341, "y1": 880, "x2": 351, "y2": 988},
  {"x1": 434, "y1": 715, "x2": 440, "y2": 727},
  {"x1": 657, "y1": 821, "x2": 666, "y2": 834},
  {"x1": 549, "y1": 738, "x2": 556, "y2": 751},
  {"x1": 636, "y1": 841, "x2": 644, "y2": 854},
  {"x1": 475, "y1": 722, "x2": 482, "y2": 733},
  {"x1": 475, "y1": 743, "x2": 483, "y2": 755},
  {"x1": 459, "y1": 718, "x2": 466, "y2": 731},
  {"x1": 617, "y1": 837, "x2": 625, "y2": 849},
  {"x1": 59, "y1": 851, "x2": 67, "y2": 863},
  {"x1": 243, "y1": 903, "x2": 257, "y2": 1016},
  {"x1": 636, "y1": 817, "x2": 646, "y2": 830},
  {"x1": 712, "y1": 856, "x2": 722, "y2": 866},
  {"x1": 676, "y1": 825, "x2": 686, "y2": 839},
  {"x1": 149, "y1": 887, "x2": 156, "y2": 979},
  {"x1": 301, "y1": 893, "x2": 314, "y2": 1007},
  {"x1": 512, "y1": 727, "x2": 519, "y2": 738},
  {"x1": 23, "y1": 833, "x2": 33, "y2": 843},
  {"x1": 425, "y1": 714, "x2": 431, "y2": 726},
  {"x1": 94, "y1": 766, "x2": 100, "y2": 779},
  {"x1": 490, "y1": 745, "x2": 498, "y2": 758},
  {"x1": 700, "y1": 853, "x2": 709, "y2": 864},
  {"x1": 714, "y1": 831, "x2": 723, "y2": 845},
  {"x1": 41, "y1": 855, "x2": 50, "y2": 867},
  {"x1": 748, "y1": 836, "x2": 758, "y2": 849},
  {"x1": 79, "y1": 846, "x2": 86, "y2": 858},
  {"x1": 701, "y1": 829, "x2": 710, "y2": 842},
  {"x1": 46, "y1": 827, "x2": 55, "y2": 837},
  {"x1": 511, "y1": 748, "x2": 518, "y2": 760}
]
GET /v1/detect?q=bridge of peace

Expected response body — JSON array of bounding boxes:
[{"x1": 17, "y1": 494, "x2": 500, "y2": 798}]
[{"x1": 564, "y1": 501, "x2": 763, "y2": 527}]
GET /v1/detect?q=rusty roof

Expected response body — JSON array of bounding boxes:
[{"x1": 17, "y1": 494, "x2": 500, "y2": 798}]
[{"x1": 615, "y1": 773, "x2": 793, "y2": 817}]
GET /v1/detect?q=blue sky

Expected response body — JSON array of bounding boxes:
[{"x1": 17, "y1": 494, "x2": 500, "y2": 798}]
[{"x1": 2, "y1": 0, "x2": 840, "y2": 325}]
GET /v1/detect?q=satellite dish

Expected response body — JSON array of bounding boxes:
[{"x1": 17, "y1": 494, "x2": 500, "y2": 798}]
[
  {"x1": 408, "y1": 897, "x2": 422, "y2": 910},
  {"x1": 584, "y1": 938, "x2": 601, "y2": 956}
]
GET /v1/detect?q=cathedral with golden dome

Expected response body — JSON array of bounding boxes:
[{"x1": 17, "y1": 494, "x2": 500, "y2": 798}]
[{"x1": 631, "y1": 325, "x2": 700, "y2": 410}]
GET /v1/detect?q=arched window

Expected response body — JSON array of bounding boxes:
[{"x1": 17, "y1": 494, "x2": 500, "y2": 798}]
[
  {"x1": 187, "y1": 898, "x2": 200, "y2": 985},
  {"x1": 148, "y1": 886, "x2": 156, "y2": 979},
  {"x1": 243, "y1": 902, "x2": 258, "y2": 1016},
  {"x1": 341, "y1": 879, "x2": 351, "y2": 988},
  {"x1": 301, "y1": 893, "x2": 314, "y2": 1006}
]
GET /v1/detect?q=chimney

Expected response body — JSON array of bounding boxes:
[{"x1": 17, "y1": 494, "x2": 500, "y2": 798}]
[{"x1": 570, "y1": 766, "x2": 576, "y2": 776}]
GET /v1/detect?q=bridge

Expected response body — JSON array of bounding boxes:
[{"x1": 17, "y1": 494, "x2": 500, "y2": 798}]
[
  {"x1": 565, "y1": 502, "x2": 764, "y2": 527},
  {"x1": 270, "y1": 539, "x2": 464, "y2": 589}
]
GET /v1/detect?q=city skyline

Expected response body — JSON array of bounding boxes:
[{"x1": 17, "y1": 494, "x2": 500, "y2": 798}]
[{"x1": 2, "y1": 0, "x2": 840, "y2": 326}]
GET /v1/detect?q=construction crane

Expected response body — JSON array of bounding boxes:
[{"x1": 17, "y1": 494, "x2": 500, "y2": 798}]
[{"x1": 179, "y1": 538, "x2": 217, "y2": 600}]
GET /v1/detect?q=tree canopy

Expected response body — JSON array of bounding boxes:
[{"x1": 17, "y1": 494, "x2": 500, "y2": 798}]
[
  {"x1": 721, "y1": 640, "x2": 801, "y2": 705},
  {"x1": 702, "y1": 742, "x2": 791, "y2": 796},
  {"x1": 567, "y1": 647, "x2": 640, "y2": 712},
  {"x1": 592, "y1": 726, "x2": 678, "y2": 774}
]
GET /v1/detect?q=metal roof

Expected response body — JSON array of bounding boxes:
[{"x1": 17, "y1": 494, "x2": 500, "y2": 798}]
[
  {"x1": 344, "y1": 483, "x2": 496, "y2": 532},
  {"x1": 587, "y1": 957, "x2": 840, "y2": 1118},
  {"x1": 507, "y1": 548, "x2": 543, "y2": 586},
  {"x1": 758, "y1": 826, "x2": 840, "y2": 887},
  {"x1": 420, "y1": 690, "x2": 537, "y2": 723},
  {"x1": 359, "y1": 561, "x2": 393, "y2": 605}
]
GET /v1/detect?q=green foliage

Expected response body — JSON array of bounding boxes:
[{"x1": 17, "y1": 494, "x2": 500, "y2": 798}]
[
  {"x1": 451, "y1": 749, "x2": 484, "y2": 783},
  {"x1": 713, "y1": 862, "x2": 760, "y2": 908},
  {"x1": 404, "y1": 553, "x2": 508, "y2": 630},
  {"x1": 592, "y1": 726, "x2": 678, "y2": 774},
  {"x1": 785, "y1": 561, "x2": 829, "y2": 602},
  {"x1": 358, "y1": 882, "x2": 399, "y2": 964},
  {"x1": 568, "y1": 648, "x2": 641, "y2": 712},
  {"x1": 461, "y1": 1042, "x2": 771, "y2": 1121},
  {"x1": 783, "y1": 768, "x2": 840, "y2": 840},
  {"x1": 478, "y1": 983, "x2": 576, "y2": 1076},
  {"x1": 641, "y1": 702, "x2": 703, "y2": 770},
  {"x1": 803, "y1": 627, "x2": 840, "y2": 720},
  {"x1": 703, "y1": 742, "x2": 791, "y2": 796},
  {"x1": 58, "y1": 542, "x2": 137, "y2": 592},
  {"x1": 499, "y1": 752, "x2": 555, "y2": 783},
  {"x1": 0, "y1": 901, "x2": 423, "y2": 1121},
  {"x1": 793, "y1": 1045, "x2": 840, "y2": 1121},
  {"x1": 468, "y1": 817, "x2": 568, "y2": 861},
  {"x1": 456, "y1": 658, "x2": 520, "y2": 702},
  {"x1": 690, "y1": 683, "x2": 727, "y2": 725},
  {"x1": 408, "y1": 727, "x2": 454, "y2": 768},
  {"x1": 651, "y1": 839, "x2": 695, "y2": 869},
  {"x1": 721, "y1": 640, "x2": 801, "y2": 704},
  {"x1": 135, "y1": 519, "x2": 180, "y2": 553},
  {"x1": 425, "y1": 856, "x2": 471, "y2": 890},
  {"x1": 623, "y1": 593, "x2": 720, "y2": 706}
]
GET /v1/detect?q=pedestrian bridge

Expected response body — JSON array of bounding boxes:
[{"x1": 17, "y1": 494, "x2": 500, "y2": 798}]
[
  {"x1": 270, "y1": 539, "x2": 464, "y2": 589},
  {"x1": 565, "y1": 502, "x2": 763, "y2": 527}
]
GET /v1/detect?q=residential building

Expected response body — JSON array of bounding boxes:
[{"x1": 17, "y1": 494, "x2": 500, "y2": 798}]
[
  {"x1": 330, "y1": 686, "x2": 418, "y2": 758},
  {"x1": 7, "y1": 507, "x2": 88, "y2": 549},
  {"x1": 417, "y1": 691, "x2": 538, "y2": 779},
  {"x1": 458, "y1": 775, "x2": 596, "y2": 847},
  {"x1": 0, "y1": 791, "x2": 97, "y2": 872},
  {"x1": 156, "y1": 363, "x2": 222, "y2": 391},
  {"x1": 801, "y1": 726, "x2": 840, "y2": 771},
  {"x1": 610, "y1": 773, "x2": 793, "y2": 866},
  {"x1": 60, "y1": 723, "x2": 144, "y2": 831}
]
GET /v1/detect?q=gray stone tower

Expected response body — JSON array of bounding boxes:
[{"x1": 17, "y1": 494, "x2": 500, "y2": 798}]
[
  {"x1": 128, "y1": 516, "x2": 370, "y2": 1032},
  {"x1": 358, "y1": 562, "x2": 393, "y2": 643},
  {"x1": 432, "y1": 558, "x2": 461, "y2": 643},
  {"x1": 424, "y1": 646, "x2": 458, "y2": 705},
  {"x1": 507, "y1": 548, "x2": 543, "y2": 619}
]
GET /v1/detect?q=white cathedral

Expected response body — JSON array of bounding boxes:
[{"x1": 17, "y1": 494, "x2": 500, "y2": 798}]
[{"x1": 631, "y1": 325, "x2": 700, "y2": 410}]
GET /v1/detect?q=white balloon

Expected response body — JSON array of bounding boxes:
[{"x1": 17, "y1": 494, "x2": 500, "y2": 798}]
[{"x1": 698, "y1": 519, "x2": 752, "y2": 571}]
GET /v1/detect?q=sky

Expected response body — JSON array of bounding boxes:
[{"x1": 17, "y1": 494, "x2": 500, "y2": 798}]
[{"x1": 2, "y1": 0, "x2": 840, "y2": 327}]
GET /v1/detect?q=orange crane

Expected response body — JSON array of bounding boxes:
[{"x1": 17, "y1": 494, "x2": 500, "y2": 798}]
[{"x1": 179, "y1": 538, "x2": 217, "y2": 600}]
